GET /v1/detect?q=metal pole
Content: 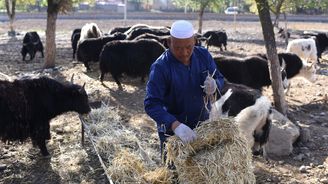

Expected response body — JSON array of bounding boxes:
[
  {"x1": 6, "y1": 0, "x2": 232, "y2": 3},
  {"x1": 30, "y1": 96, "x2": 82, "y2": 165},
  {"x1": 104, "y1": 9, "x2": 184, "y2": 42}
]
[
  {"x1": 234, "y1": 0, "x2": 237, "y2": 32},
  {"x1": 124, "y1": 0, "x2": 127, "y2": 22},
  {"x1": 234, "y1": 13, "x2": 236, "y2": 32},
  {"x1": 79, "y1": 117, "x2": 114, "y2": 184}
]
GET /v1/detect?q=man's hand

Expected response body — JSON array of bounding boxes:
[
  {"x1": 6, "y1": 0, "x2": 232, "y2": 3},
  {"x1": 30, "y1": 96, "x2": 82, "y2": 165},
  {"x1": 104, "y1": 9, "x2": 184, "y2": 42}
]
[
  {"x1": 203, "y1": 76, "x2": 217, "y2": 95},
  {"x1": 173, "y1": 123, "x2": 197, "y2": 144}
]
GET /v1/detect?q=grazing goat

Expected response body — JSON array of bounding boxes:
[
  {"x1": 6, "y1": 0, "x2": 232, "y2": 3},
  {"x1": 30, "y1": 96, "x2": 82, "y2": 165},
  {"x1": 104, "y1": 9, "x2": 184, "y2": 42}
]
[
  {"x1": 257, "y1": 52, "x2": 317, "y2": 94},
  {"x1": 213, "y1": 55, "x2": 289, "y2": 91},
  {"x1": 278, "y1": 28, "x2": 290, "y2": 39},
  {"x1": 77, "y1": 32, "x2": 127, "y2": 71},
  {"x1": 126, "y1": 26, "x2": 170, "y2": 40},
  {"x1": 0, "y1": 77, "x2": 91, "y2": 156},
  {"x1": 99, "y1": 39, "x2": 166, "y2": 88},
  {"x1": 202, "y1": 30, "x2": 228, "y2": 51},
  {"x1": 71, "y1": 28, "x2": 81, "y2": 59},
  {"x1": 133, "y1": 33, "x2": 169, "y2": 48},
  {"x1": 302, "y1": 32, "x2": 328, "y2": 63},
  {"x1": 257, "y1": 52, "x2": 317, "y2": 82},
  {"x1": 109, "y1": 26, "x2": 131, "y2": 35},
  {"x1": 286, "y1": 38, "x2": 317, "y2": 63},
  {"x1": 211, "y1": 81, "x2": 272, "y2": 155},
  {"x1": 80, "y1": 23, "x2": 102, "y2": 41},
  {"x1": 21, "y1": 31, "x2": 44, "y2": 61}
]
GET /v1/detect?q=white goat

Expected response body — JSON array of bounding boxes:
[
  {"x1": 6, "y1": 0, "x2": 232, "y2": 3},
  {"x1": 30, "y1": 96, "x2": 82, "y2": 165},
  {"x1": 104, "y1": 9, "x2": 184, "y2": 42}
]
[
  {"x1": 286, "y1": 38, "x2": 318, "y2": 63},
  {"x1": 235, "y1": 96, "x2": 272, "y2": 151},
  {"x1": 80, "y1": 23, "x2": 103, "y2": 41},
  {"x1": 210, "y1": 89, "x2": 272, "y2": 154}
]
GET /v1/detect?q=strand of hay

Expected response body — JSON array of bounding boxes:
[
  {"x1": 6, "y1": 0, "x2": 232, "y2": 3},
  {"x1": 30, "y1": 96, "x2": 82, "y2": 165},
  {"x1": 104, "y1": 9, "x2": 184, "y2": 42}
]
[
  {"x1": 142, "y1": 167, "x2": 175, "y2": 184},
  {"x1": 166, "y1": 118, "x2": 256, "y2": 184}
]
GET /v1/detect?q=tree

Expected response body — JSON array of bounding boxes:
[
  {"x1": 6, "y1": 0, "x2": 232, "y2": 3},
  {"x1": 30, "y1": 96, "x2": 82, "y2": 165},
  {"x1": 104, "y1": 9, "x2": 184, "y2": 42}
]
[
  {"x1": 196, "y1": 0, "x2": 210, "y2": 33},
  {"x1": 5, "y1": 0, "x2": 16, "y2": 36},
  {"x1": 16, "y1": 0, "x2": 37, "y2": 11},
  {"x1": 270, "y1": 0, "x2": 285, "y2": 27},
  {"x1": 172, "y1": 0, "x2": 225, "y2": 33},
  {"x1": 245, "y1": 0, "x2": 297, "y2": 28},
  {"x1": 255, "y1": 0, "x2": 287, "y2": 115},
  {"x1": 246, "y1": 0, "x2": 328, "y2": 26},
  {"x1": 44, "y1": 0, "x2": 72, "y2": 68}
]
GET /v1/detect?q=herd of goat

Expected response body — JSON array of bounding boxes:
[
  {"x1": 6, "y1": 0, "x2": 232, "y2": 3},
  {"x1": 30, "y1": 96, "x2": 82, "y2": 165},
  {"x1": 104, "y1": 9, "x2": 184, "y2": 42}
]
[
  {"x1": 0, "y1": 21, "x2": 327, "y2": 157},
  {"x1": 21, "y1": 22, "x2": 326, "y2": 90}
]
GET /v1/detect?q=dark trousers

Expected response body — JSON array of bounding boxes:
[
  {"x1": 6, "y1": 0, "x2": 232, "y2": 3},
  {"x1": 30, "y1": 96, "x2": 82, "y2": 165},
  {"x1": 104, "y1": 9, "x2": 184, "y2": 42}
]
[
  {"x1": 159, "y1": 131, "x2": 169, "y2": 164},
  {"x1": 158, "y1": 132, "x2": 178, "y2": 183},
  {"x1": 158, "y1": 132, "x2": 176, "y2": 169}
]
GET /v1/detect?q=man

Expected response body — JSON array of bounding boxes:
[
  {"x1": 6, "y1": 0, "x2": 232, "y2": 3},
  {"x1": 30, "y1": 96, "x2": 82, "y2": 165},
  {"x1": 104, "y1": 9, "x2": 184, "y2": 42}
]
[{"x1": 144, "y1": 20, "x2": 224, "y2": 159}]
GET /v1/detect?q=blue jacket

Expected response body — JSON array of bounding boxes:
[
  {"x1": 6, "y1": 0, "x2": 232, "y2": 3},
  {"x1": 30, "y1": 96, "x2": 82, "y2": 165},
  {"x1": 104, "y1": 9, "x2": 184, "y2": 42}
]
[{"x1": 144, "y1": 46, "x2": 224, "y2": 135}]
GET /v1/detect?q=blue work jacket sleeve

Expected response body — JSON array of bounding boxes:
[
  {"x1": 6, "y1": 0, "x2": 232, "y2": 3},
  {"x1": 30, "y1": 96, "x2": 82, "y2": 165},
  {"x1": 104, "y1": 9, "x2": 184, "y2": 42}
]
[{"x1": 144, "y1": 63, "x2": 176, "y2": 133}]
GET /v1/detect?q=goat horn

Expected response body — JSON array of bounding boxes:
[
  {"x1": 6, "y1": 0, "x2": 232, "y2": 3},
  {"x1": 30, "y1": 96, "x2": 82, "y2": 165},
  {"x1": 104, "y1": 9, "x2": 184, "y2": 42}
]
[
  {"x1": 70, "y1": 74, "x2": 75, "y2": 84},
  {"x1": 310, "y1": 62, "x2": 316, "y2": 68},
  {"x1": 281, "y1": 58, "x2": 286, "y2": 70}
]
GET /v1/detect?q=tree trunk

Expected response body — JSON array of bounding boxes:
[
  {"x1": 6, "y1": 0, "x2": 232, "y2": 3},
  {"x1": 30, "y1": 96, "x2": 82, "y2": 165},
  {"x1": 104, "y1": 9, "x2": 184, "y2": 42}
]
[
  {"x1": 273, "y1": 13, "x2": 280, "y2": 28},
  {"x1": 44, "y1": 12, "x2": 57, "y2": 68},
  {"x1": 255, "y1": 0, "x2": 287, "y2": 115},
  {"x1": 273, "y1": 0, "x2": 284, "y2": 28},
  {"x1": 197, "y1": 6, "x2": 205, "y2": 34},
  {"x1": 283, "y1": 12, "x2": 288, "y2": 46},
  {"x1": 197, "y1": 1, "x2": 210, "y2": 34},
  {"x1": 5, "y1": 0, "x2": 16, "y2": 33}
]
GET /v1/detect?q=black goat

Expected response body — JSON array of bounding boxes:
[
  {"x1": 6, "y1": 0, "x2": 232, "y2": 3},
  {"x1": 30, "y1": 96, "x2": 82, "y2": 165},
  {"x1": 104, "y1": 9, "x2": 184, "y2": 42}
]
[
  {"x1": 213, "y1": 55, "x2": 288, "y2": 91},
  {"x1": 71, "y1": 28, "x2": 81, "y2": 59},
  {"x1": 99, "y1": 39, "x2": 166, "y2": 88},
  {"x1": 21, "y1": 31, "x2": 44, "y2": 61},
  {"x1": 0, "y1": 77, "x2": 91, "y2": 156},
  {"x1": 203, "y1": 30, "x2": 228, "y2": 51},
  {"x1": 77, "y1": 32, "x2": 127, "y2": 71}
]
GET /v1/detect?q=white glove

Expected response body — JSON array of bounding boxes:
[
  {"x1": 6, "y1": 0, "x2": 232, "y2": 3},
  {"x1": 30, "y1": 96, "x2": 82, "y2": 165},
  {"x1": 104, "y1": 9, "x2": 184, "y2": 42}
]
[
  {"x1": 173, "y1": 123, "x2": 197, "y2": 144},
  {"x1": 203, "y1": 76, "x2": 217, "y2": 95}
]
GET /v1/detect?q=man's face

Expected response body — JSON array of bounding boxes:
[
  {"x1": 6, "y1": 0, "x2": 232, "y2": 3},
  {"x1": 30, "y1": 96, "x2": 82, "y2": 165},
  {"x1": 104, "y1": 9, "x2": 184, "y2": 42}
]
[{"x1": 169, "y1": 36, "x2": 195, "y2": 65}]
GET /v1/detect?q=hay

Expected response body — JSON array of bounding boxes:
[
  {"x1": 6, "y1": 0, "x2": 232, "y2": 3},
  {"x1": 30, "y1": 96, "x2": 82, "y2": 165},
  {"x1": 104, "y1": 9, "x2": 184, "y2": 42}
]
[
  {"x1": 166, "y1": 118, "x2": 255, "y2": 184},
  {"x1": 82, "y1": 103, "x2": 139, "y2": 160},
  {"x1": 107, "y1": 149, "x2": 175, "y2": 184},
  {"x1": 108, "y1": 149, "x2": 145, "y2": 183},
  {"x1": 83, "y1": 103, "x2": 254, "y2": 184},
  {"x1": 82, "y1": 103, "x2": 171, "y2": 183},
  {"x1": 142, "y1": 167, "x2": 175, "y2": 184}
]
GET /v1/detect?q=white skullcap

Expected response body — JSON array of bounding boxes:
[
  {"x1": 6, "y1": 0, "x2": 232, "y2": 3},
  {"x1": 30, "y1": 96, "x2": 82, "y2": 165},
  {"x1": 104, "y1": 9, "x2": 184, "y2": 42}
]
[{"x1": 170, "y1": 20, "x2": 194, "y2": 39}]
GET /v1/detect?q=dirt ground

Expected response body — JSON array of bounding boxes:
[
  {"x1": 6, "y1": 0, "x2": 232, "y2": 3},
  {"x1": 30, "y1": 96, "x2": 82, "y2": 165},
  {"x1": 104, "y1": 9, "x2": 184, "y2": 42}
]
[{"x1": 0, "y1": 16, "x2": 327, "y2": 184}]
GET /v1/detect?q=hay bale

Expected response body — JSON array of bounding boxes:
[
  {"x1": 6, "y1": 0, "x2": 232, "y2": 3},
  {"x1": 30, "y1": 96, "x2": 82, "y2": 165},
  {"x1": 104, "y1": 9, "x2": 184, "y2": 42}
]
[{"x1": 166, "y1": 118, "x2": 255, "y2": 184}]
